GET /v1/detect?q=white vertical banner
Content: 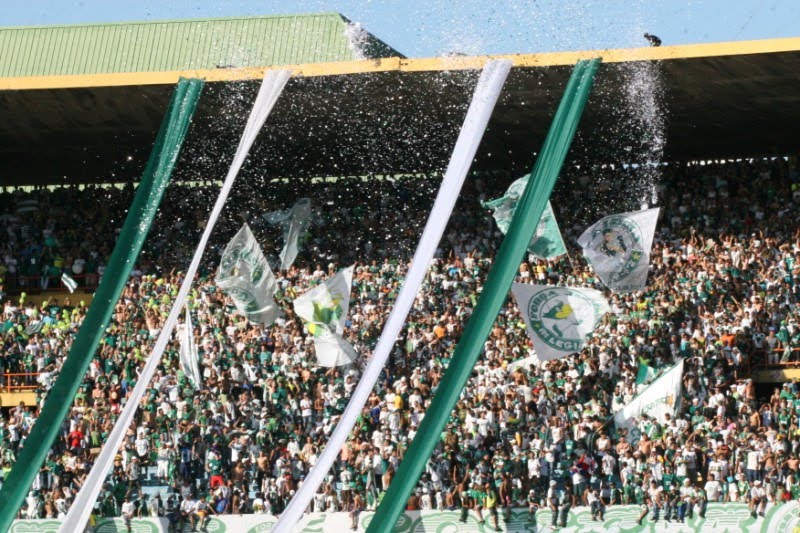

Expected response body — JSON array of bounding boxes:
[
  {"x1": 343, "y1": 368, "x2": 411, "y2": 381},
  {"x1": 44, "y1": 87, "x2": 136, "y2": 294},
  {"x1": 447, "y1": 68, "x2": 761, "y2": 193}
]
[
  {"x1": 59, "y1": 69, "x2": 293, "y2": 533},
  {"x1": 179, "y1": 305, "x2": 202, "y2": 388},
  {"x1": 273, "y1": 59, "x2": 513, "y2": 533}
]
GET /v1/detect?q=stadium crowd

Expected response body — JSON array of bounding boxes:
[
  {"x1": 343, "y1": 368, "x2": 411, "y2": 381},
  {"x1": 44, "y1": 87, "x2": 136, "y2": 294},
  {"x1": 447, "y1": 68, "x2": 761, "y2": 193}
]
[{"x1": 1, "y1": 156, "x2": 800, "y2": 530}]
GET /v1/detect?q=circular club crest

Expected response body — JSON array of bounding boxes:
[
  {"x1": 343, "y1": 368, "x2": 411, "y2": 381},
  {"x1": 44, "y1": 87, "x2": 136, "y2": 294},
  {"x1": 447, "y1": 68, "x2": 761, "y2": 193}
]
[
  {"x1": 219, "y1": 243, "x2": 246, "y2": 274},
  {"x1": 225, "y1": 287, "x2": 260, "y2": 313},
  {"x1": 586, "y1": 215, "x2": 644, "y2": 283},
  {"x1": 528, "y1": 289, "x2": 599, "y2": 352}
]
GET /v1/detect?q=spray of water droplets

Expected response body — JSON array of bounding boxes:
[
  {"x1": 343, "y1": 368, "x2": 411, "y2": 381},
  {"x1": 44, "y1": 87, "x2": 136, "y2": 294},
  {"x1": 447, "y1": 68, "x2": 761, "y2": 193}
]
[
  {"x1": 621, "y1": 59, "x2": 666, "y2": 209},
  {"x1": 344, "y1": 22, "x2": 371, "y2": 60}
]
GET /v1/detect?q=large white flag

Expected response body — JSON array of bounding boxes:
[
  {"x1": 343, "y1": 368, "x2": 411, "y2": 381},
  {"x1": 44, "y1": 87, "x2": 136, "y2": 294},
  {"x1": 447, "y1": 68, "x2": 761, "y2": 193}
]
[
  {"x1": 614, "y1": 359, "x2": 683, "y2": 445},
  {"x1": 216, "y1": 223, "x2": 280, "y2": 326},
  {"x1": 511, "y1": 283, "x2": 610, "y2": 362},
  {"x1": 294, "y1": 265, "x2": 356, "y2": 366},
  {"x1": 179, "y1": 305, "x2": 202, "y2": 388},
  {"x1": 265, "y1": 198, "x2": 311, "y2": 270},
  {"x1": 577, "y1": 207, "x2": 659, "y2": 292}
]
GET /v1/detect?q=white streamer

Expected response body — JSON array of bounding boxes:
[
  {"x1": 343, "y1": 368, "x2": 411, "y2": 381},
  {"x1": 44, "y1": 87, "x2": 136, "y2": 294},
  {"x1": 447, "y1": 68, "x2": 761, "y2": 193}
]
[
  {"x1": 60, "y1": 69, "x2": 292, "y2": 533},
  {"x1": 274, "y1": 59, "x2": 512, "y2": 532}
]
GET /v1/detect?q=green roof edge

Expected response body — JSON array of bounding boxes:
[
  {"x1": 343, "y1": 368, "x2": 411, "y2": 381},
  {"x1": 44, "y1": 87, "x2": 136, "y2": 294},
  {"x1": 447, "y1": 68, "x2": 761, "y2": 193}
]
[{"x1": 0, "y1": 12, "x2": 347, "y2": 32}]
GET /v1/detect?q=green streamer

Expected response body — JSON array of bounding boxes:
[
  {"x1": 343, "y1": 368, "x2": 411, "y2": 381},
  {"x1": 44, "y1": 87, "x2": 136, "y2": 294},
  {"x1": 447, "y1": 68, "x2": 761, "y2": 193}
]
[
  {"x1": 0, "y1": 78, "x2": 204, "y2": 529},
  {"x1": 366, "y1": 59, "x2": 600, "y2": 533}
]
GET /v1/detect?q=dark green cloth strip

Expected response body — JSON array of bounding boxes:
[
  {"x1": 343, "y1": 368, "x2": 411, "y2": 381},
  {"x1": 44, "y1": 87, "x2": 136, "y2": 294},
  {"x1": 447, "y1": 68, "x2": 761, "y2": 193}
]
[
  {"x1": 365, "y1": 59, "x2": 600, "y2": 533},
  {"x1": 0, "y1": 77, "x2": 204, "y2": 530}
]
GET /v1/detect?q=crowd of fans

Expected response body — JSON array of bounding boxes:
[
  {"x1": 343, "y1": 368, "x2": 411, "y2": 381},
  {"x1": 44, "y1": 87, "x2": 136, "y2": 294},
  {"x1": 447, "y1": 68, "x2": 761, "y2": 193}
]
[{"x1": 1, "y1": 155, "x2": 800, "y2": 530}]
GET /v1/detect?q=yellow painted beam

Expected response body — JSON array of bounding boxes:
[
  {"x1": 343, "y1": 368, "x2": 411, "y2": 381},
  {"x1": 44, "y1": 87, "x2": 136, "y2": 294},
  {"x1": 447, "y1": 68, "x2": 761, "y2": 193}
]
[
  {"x1": 754, "y1": 367, "x2": 800, "y2": 382},
  {"x1": 22, "y1": 291, "x2": 95, "y2": 307},
  {"x1": 0, "y1": 391, "x2": 38, "y2": 407},
  {"x1": 1, "y1": 36, "x2": 799, "y2": 91}
]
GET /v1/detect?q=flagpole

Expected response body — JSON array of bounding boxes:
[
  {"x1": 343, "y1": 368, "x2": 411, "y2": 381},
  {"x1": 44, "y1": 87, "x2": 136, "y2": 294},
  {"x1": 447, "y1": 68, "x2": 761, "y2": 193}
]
[{"x1": 563, "y1": 246, "x2": 580, "y2": 279}]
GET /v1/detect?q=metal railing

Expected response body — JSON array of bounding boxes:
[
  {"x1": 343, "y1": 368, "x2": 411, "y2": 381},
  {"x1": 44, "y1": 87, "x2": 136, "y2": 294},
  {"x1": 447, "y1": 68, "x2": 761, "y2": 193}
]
[
  {"x1": 748, "y1": 347, "x2": 800, "y2": 382},
  {"x1": 1, "y1": 373, "x2": 40, "y2": 392}
]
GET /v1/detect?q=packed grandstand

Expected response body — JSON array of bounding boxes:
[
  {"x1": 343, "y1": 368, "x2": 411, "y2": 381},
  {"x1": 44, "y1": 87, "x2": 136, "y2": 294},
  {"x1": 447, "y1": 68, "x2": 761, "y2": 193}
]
[{"x1": 1, "y1": 153, "x2": 799, "y2": 529}]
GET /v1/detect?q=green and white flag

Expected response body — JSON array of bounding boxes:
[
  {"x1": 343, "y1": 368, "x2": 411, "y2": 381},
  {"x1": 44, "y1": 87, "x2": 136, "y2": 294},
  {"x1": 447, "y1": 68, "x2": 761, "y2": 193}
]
[
  {"x1": 61, "y1": 272, "x2": 78, "y2": 293},
  {"x1": 216, "y1": 223, "x2": 280, "y2": 326},
  {"x1": 24, "y1": 320, "x2": 43, "y2": 336},
  {"x1": 511, "y1": 283, "x2": 610, "y2": 362},
  {"x1": 293, "y1": 265, "x2": 356, "y2": 367},
  {"x1": 179, "y1": 305, "x2": 202, "y2": 388},
  {"x1": 635, "y1": 360, "x2": 657, "y2": 385},
  {"x1": 265, "y1": 198, "x2": 311, "y2": 270},
  {"x1": 615, "y1": 359, "x2": 683, "y2": 445},
  {"x1": 577, "y1": 207, "x2": 660, "y2": 292},
  {"x1": 482, "y1": 174, "x2": 566, "y2": 259}
]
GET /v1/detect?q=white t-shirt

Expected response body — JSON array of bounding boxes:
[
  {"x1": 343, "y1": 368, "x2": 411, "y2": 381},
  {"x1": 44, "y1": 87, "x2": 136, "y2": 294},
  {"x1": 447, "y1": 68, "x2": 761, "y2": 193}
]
[
  {"x1": 301, "y1": 399, "x2": 313, "y2": 417},
  {"x1": 121, "y1": 501, "x2": 135, "y2": 516},
  {"x1": 135, "y1": 438, "x2": 150, "y2": 457},
  {"x1": 420, "y1": 494, "x2": 432, "y2": 510},
  {"x1": 746, "y1": 450, "x2": 761, "y2": 470},
  {"x1": 705, "y1": 480, "x2": 721, "y2": 501},
  {"x1": 180, "y1": 499, "x2": 196, "y2": 513}
]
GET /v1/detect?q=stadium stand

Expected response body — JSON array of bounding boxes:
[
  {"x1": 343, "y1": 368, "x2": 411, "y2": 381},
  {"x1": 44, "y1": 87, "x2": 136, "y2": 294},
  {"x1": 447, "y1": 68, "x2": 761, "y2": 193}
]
[
  {"x1": 3, "y1": 14, "x2": 800, "y2": 532},
  {"x1": 2, "y1": 154, "x2": 800, "y2": 527}
]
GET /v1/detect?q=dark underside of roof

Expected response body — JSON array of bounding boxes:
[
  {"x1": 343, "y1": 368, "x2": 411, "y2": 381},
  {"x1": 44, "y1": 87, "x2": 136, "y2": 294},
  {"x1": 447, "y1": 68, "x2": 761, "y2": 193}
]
[{"x1": 1, "y1": 48, "x2": 799, "y2": 186}]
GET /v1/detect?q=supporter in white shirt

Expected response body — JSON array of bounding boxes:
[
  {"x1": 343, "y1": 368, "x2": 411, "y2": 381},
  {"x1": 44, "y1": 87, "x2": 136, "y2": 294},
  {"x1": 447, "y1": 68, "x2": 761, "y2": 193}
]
[
  {"x1": 704, "y1": 474, "x2": 723, "y2": 502},
  {"x1": 749, "y1": 480, "x2": 767, "y2": 517}
]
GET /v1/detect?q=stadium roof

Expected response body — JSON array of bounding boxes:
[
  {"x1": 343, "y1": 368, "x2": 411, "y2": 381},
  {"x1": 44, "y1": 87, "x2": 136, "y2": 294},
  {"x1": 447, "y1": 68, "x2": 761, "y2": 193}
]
[
  {"x1": 0, "y1": 14, "x2": 401, "y2": 77},
  {"x1": 1, "y1": 34, "x2": 799, "y2": 185}
]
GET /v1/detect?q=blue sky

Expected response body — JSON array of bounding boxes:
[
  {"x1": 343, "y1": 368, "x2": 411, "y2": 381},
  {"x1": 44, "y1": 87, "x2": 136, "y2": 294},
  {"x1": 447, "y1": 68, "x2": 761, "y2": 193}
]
[{"x1": 2, "y1": 0, "x2": 798, "y2": 57}]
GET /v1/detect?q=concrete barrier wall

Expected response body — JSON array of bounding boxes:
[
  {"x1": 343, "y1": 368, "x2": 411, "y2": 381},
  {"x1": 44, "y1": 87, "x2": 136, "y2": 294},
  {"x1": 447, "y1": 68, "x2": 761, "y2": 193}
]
[{"x1": 11, "y1": 502, "x2": 800, "y2": 532}]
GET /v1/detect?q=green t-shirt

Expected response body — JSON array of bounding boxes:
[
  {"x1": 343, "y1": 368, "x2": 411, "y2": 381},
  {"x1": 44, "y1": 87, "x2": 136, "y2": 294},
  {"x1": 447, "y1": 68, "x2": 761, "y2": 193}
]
[
  {"x1": 564, "y1": 439, "x2": 575, "y2": 457},
  {"x1": 470, "y1": 489, "x2": 486, "y2": 503},
  {"x1": 623, "y1": 483, "x2": 634, "y2": 503},
  {"x1": 208, "y1": 457, "x2": 222, "y2": 475}
]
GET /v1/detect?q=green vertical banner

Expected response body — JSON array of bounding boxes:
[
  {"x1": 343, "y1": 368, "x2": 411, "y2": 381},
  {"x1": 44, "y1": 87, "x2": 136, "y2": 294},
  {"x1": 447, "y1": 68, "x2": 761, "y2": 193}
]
[
  {"x1": 0, "y1": 77, "x2": 204, "y2": 529},
  {"x1": 366, "y1": 59, "x2": 600, "y2": 533}
]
